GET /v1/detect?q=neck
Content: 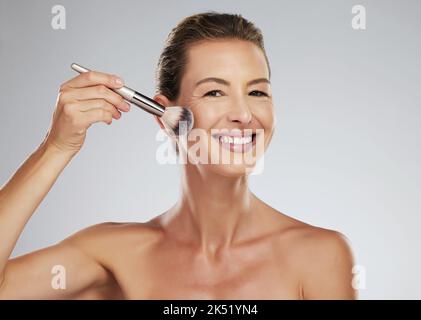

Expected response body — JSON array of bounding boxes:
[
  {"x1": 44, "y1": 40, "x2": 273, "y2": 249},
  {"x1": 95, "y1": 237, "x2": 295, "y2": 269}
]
[{"x1": 164, "y1": 163, "x2": 257, "y2": 255}]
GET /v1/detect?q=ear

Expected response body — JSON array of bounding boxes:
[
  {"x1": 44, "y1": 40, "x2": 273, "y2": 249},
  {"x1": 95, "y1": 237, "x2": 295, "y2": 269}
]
[{"x1": 153, "y1": 93, "x2": 172, "y2": 130}]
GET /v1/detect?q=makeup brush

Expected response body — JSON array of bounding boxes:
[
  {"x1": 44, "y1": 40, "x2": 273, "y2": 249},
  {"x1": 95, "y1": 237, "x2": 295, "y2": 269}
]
[{"x1": 70, "y1": 63, "x2": 194, "y2": 136}]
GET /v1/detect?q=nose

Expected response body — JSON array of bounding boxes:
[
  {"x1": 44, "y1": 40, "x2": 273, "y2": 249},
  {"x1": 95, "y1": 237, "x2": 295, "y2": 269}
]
[{"x1": 227, "y1": 97, "x2": 252, "y2": 124}]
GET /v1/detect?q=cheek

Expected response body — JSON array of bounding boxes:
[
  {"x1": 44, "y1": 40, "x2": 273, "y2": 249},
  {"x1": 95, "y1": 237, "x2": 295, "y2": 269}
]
[
  {"x1": 253, "y1": 102, "x2": 275, "y2": 127},
  {"x1": 182, "y1": 101, "x2": 222, "y2": 154},
  {"x1": 188, "y1": 101, "x2": 226, "y2": 129},
  {"x1": 252, "y1": 103, "x2": 276, "y2": 145},
  {"x1": 264, "y1": 109, "x2": 276, "y2": 132}
]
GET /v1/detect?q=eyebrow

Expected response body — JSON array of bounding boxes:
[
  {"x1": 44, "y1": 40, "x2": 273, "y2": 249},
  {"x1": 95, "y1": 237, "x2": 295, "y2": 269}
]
[{"x1": 195, "y1": 77, "x2": 270, "y2": 87}]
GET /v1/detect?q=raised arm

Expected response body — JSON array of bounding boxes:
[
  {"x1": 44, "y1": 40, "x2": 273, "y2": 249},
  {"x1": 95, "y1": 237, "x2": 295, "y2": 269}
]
[{"x1": 0, "y1": 69, "x2": 130, "y2": 299}]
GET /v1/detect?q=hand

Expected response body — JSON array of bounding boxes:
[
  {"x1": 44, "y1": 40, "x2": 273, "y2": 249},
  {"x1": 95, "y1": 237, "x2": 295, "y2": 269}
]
[{"x1": 43, "y1": 70, "x2": 131, "y2": 155}]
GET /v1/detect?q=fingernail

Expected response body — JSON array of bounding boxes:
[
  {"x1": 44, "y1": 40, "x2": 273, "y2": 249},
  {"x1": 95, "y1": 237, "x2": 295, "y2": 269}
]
[
  {"x1": 114, "y1": 77, "x2": 124, "y2": 86},
  {"x1": 119, "y1": 102, "x2": 130, "y2": 112},
  {"x1": 125, "y1": 102, "x2": 131, "y2": 111}
]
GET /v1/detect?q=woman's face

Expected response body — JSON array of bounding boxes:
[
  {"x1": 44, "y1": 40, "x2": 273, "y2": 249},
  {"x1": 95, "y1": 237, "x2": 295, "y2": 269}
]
[{"x1": 164, "y1": 39, "x2": 275, "y2": 177}]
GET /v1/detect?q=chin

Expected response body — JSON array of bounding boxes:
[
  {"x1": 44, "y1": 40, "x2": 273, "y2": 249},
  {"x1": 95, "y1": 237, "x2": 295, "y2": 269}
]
[{"x1": 205, "y1": 158, "x2": 261, "y2": 178}]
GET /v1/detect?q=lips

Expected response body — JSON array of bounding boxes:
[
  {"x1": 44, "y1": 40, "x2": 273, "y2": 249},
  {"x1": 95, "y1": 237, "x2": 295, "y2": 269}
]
[
  {"x1": 216, "y1": 135, "x2": 253, "y2": 144},
  {"x1": 211, "y1": 133, "x2": 257, "y2": 153}
]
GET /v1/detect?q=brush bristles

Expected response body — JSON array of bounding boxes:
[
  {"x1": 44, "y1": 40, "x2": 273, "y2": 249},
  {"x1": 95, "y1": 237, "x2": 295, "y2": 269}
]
[{"x1": 161, "y1": 107, "x2": 194, "y2": 136}]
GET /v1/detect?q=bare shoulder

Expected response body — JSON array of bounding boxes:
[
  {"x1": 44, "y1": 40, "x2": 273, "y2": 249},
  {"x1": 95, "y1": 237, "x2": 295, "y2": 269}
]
[
  {"x1": 292, "y1": 226, "x2": 357, "y2": 299},
  {"x1": 63, "y1": 221, "x2": 161, "y2": 242},
  {"x1": 260, "y1": 203, "x2": 353, "y2": 261},
  {"x1": 284, "y1": 223, "x2": 355, "y2": 275},
  {"x1": 263, "y1": 206, "x2": 357, "y2": 299},
  {"x1": 276, "y1": 216, "x2": 354, "y2": 261},
  {"x1": 60, "y1": 221, "x2": 163, "y2": 261}
]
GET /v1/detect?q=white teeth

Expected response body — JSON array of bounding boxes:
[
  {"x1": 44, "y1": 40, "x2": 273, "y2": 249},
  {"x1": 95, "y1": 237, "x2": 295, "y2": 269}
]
[{"x1": 218, "y1": 135, "x2": 252, "y2": 145}]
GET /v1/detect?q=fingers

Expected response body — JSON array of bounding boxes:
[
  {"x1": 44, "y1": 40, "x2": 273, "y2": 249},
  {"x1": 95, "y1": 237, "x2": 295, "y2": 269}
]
[
  {"x1": 82, "y1": 108, "x2": 115, "y2": 126},
  {"x1": 67, "y1": 99, "x2": 120, "y2": 127},
  {"x1": 60, "y1": 86, "x2": 130, "y2": 113},
  {"x1": 69, "y1": 99, "x2": 122, "y2": 121},
  {"x1": 61, "y1": 70, "x2": 124, "y2": 90},
  {"x1": 46, "y1": 70, "x2": 129, "y2": 155}
]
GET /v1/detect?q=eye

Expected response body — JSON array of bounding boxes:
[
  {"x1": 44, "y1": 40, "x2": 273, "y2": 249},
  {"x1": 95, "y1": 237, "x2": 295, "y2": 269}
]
[
  {"x1": 204, "y1": 90, "x2": 224, "y2": 97},
  {"x1": 249, "y1": 90, "x2": 268, "y2": 97}
]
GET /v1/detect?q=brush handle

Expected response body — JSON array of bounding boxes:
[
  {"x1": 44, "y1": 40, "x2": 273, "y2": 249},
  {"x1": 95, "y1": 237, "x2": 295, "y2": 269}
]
[{"x1": 70, "y1": 63, "x2": 165, "y2": 117}]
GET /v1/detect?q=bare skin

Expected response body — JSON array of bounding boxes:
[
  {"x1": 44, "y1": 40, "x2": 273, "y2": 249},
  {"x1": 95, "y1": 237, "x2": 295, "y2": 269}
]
[{"x1": 0, "y1": 39, "x2": 357, "y2": 300}]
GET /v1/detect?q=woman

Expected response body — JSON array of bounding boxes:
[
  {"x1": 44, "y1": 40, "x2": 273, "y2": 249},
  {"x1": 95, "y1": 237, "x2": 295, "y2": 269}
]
[{"x1": 0, "y1": 12, "x2": 357, "y2": 299}]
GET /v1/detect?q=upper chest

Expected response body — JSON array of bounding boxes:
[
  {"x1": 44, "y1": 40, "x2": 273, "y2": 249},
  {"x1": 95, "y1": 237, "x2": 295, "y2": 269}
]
[{"x1": 108, "y1": 237, "x2": 302, "y2": 299}]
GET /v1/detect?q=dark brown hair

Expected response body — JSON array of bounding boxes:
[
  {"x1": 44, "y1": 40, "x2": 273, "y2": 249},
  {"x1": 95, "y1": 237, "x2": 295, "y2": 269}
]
[{"x1": 155, "y1": 11, "x2": 271, "y2": 101}]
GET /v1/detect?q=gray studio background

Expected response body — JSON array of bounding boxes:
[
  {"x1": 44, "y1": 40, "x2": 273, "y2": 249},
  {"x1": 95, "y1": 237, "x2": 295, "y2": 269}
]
[{"x1": 1, "y1": 0, "x2": 420, "y2": 299}]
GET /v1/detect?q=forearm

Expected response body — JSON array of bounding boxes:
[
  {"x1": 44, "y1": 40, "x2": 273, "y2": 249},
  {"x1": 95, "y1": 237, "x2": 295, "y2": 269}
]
[{"x1": 0, "y1": 141, "x2": 75, "y2": 280}]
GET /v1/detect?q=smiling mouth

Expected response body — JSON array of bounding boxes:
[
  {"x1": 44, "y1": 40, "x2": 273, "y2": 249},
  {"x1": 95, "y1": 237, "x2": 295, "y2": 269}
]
[{"x1": 211, "y1": 133, "x2": 257, "y2": 153}]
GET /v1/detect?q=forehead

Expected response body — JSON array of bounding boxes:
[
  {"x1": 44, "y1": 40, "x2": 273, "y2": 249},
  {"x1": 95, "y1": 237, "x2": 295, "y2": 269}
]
[{"x1": 182, "y1": 39, "x2": 269, "y2": 85}]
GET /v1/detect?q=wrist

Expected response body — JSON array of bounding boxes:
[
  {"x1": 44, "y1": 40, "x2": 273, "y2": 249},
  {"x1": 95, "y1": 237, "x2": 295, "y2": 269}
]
[{"x1": 39, "y1": 140, "x2": 78, "y2": 161}]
